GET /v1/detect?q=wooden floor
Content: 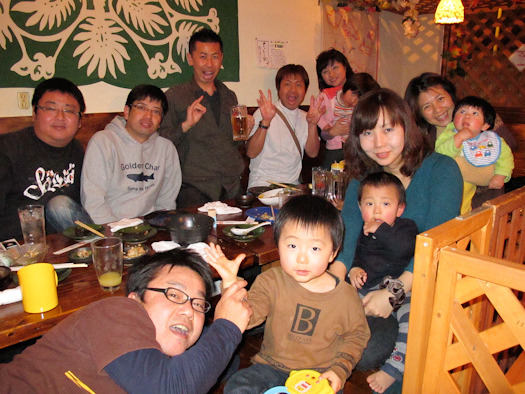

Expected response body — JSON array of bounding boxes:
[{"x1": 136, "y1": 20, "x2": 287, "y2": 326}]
[{"x1": 209, "y1": 331, "x2": 375, "y2": 394}]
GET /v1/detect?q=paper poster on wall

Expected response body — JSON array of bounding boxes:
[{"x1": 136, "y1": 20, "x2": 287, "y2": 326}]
[
  {"x1": 321, "y1": 5, "x2": 379, "y2": 78},
  {"x1": 256, "y1": 39, "x2": 288, "y2": 69}
]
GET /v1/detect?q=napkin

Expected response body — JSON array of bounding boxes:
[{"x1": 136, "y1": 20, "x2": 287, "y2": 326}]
[
  {"x1": 198, "y1": 201, "x2": 242, "y2": 215},
  {"x1": 0, "y1": 286, "x2": 22, "y2": 306},
  {"x1": 151, "y1": 241, "x2": 209, "y2": 260},
  {"x1": 108, "y1": 218, "x2": 143, "y2": 232},
  {"x1": 151, "y1": 241, "x2": 180, "y2": 253}
]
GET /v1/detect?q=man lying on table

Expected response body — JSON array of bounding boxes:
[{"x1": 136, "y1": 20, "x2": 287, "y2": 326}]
[{"x1": 0, "y1": 249, "x2": 252, "y2": 393}]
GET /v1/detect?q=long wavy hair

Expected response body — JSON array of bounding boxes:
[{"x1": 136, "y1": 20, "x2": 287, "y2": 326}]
[
  {"x1": 404, "y1": 72, "x2": 458, "y2": 139},
  {"x1": 344, "y1": 88, "x2": 432, "y2": 180}
]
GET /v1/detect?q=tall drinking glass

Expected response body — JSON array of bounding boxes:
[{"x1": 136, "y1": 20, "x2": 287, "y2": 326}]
[
  {"x1": 91, "y1": 237, "x2": 123, "y2": 292},
  {"x1": 18, "y1": 205, "x2": 46, "y2": 245}
]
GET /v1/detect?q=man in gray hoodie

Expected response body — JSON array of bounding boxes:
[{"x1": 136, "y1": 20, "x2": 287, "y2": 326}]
[{"x1": 81, "y1": 85, "x2": 181, "y2": 224}]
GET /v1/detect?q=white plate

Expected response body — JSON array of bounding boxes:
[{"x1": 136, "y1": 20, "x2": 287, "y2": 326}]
[{"x1": 257, "y1": 188, "x2": 284, "y2": 206}]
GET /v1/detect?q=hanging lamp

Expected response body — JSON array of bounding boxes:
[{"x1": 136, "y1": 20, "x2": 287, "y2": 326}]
[{"x1": 435, "y1": 0, "x2": 464, "y2": 24}]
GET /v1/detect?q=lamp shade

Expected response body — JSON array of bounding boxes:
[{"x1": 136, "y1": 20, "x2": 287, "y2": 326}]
[{"x1": 435, "y1": 0, "x2": 464, "y2": 24}]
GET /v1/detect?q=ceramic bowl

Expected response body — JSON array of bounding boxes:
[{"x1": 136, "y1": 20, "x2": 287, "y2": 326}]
[
  {"x1": 123, "y1": 243, "x2": 150, "y2": 266},
  {"x1": 8, "y1": 243, "x2": 48, "y2": 267},
  {"x1": 167, "y1": 213, "x2": 214, "y2": 246},
  {"x1": 257, "y1": 188, "x2": 284, "y2": 207},
  {"x1": 68, "y1": 246, "x2": 93, "y2": 264},
  {"x1": 235, "y1": 194, "x2": 255, "y2": 209}
]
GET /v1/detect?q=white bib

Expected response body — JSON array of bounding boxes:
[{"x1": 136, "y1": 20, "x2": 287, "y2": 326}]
[{"x1": 462, "y1": 130, "x2": 501, "y2": 167}]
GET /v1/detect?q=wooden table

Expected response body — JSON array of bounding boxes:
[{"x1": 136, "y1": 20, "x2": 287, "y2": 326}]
[{"x1": 0, "y1": 204, "x2": 279, "y2": 349}]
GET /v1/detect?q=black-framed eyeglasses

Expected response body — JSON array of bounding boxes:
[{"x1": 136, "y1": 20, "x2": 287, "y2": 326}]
[
  {"x1": 130, "y1": 104, "x2": 163, "y2": 117},
  {"x1": 35, "y1": 105, "x2": 81, "y2": 118},
  {"x1": 145, "y1": 287, "x2": 211, "y2": 313}
]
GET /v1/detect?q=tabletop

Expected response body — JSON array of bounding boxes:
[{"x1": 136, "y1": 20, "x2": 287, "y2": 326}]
[{"x1": 0, "y1": 201, "x2": 279, "y2": 350}]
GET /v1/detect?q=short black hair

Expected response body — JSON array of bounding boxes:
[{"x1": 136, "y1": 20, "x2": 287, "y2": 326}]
[
  {"x1": 357, "y1": 172, "x2": 406, "y2": 206},
  {"x1": 274, "y1": 194, "x2": 344, "y2": 253},
  {"x1": 189, "y1": 28, "x2": 223, "y2": 54},
  {"x1": 342, "y1": 72, "x2": 380, "y2": 97},
  {"x1": 126, "y1": 248, "x2": 213, "y2": 300},
  {"x1": 453, "y1": 96, "x2": 496, "y2": 130},
  {"x1": 315, "y1": 48, "x2": 354, "y2": 91},
  {"x1": 125, "y1": 84, "x2": 168, "y2": 116},
  {"x1": 32, "y1": 77, "x2": 86, "y2": 114},
  {"x1": 275, "y1": 64, "x2": 310, "y2": 91}
]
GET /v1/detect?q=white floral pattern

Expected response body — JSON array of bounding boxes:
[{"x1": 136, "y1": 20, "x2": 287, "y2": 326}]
[{"x1": 0, "y1": 0, "x2": 229, "y2": 85}]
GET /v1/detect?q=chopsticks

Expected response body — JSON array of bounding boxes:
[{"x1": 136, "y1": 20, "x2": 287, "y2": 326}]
[
  {"x1": 10, "y1": 263, "x2": 88, "y2": 272},
  {"x1": 74, "y1": 220, "x2": 105, "y2": 238},
  {"x1": 270, "y1": 206, "x2": 275, "y2": 221},
  {"x1": 65, "y1": 370, "x2": 95, "y2": 394},
  {"x1": 53, "y1": 239, "x2": 101, "y2": 255},
  {"x1": 266, "y1": 181, "x2": 300, "y2": 191}
]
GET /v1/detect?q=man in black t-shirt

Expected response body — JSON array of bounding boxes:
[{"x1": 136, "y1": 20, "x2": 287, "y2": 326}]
[{"x1": 0, "y1": 77, "x2": 92, "y2": 240}]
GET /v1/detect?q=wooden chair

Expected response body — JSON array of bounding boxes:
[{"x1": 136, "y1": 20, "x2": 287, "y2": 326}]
[
  {"x1": 421, "y1": 248, "x2": 525, "y2": 393},
  {"x1": 404, "y1": 186, "x2": 525, "y2": 393}
]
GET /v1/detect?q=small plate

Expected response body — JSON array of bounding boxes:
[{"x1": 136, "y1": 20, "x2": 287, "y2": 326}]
[
  {"x1": 245, "y1": 207, "x2": 279, "y2": 223},
  {"x1": 68, "y1": 247, "x2": 93, "y2": 264},
  {"x1": 144, "y1": 210, "x2": 186, "y2": 229},
  {"x1": 115, "y1": 224, "x2": 157, "y2": 242},
  {"x1": 223, "y1": 225, "x2": 265, "y2": 242},
  {"x1": 63, "y1": 224, "x2": 105, "y2": 241},
  {"x1": 123, "y1": 244, "x2": 150, "y2": 266}
]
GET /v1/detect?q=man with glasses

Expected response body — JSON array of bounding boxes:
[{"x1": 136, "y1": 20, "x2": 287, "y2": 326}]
[
  {"x1": 0, "y1": 248, "x2": 253, "y2": 393},
  {"x1": 0, "y1": 77, "x2": 92, "y2": 240},
  {"x1": 81, "y1": 84, "x2": 181, "y2": 223}
]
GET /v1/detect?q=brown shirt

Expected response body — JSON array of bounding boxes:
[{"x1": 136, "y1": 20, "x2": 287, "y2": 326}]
[{"x1": 0, "y1": 297, "x2": 160, "y2": 393}]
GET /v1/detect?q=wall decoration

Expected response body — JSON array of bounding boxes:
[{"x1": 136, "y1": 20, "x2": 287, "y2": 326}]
[
  {"x1": 442, "y1": 6, "x2": 524, "y2": 107},
  {"x1": 321, "y1": 4, "x2": 379, "y2": 77},
  {"x1": 0, "y1": 0, "x2": 239, "y2": 88}
]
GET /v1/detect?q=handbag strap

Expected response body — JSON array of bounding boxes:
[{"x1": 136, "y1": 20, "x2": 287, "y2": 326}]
[{"x1": 275, "y1": 109, "x2": 302, "y2": 156}]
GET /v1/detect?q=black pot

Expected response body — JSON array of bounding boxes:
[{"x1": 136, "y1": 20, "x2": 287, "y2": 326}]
[{"x1": 167, "y1": 213, "x2": 214, "y2": 246}]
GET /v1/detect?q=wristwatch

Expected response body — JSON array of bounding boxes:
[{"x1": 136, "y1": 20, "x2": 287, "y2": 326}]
[{"x1": 258, "y1": 121, "x2": 269, "y2": 130}]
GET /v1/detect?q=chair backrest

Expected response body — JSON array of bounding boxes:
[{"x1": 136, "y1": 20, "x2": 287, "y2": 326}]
[
  {"x1": 404, "y1": 186, "x2": 525, "y2": 393},
  {"x1": 404, "y1": 207, "x2": 494, "y2": 393},
  {"x1": 484, "y1": 186, "x2": 525, "y2": 264},
  {"x1": 421, "y1": 248, "x2": 525, "y2": 393}
]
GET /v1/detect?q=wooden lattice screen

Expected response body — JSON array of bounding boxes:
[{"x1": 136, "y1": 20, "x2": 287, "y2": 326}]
[{"x1": 442, "y1": 6, "x2": 525, "y2": 107}]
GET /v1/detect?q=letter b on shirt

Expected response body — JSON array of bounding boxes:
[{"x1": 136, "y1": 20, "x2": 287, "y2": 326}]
[{"x1": 291, "y1": 304, "x2": 320, "y2": 336}]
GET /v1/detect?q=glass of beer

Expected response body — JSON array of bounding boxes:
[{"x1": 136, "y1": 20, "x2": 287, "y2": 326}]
[{"x1": 231, "y1": 105, "x2": 249, "y2": 141}]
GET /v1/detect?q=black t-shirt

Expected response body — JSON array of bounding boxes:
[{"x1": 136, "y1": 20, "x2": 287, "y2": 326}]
[{"x1": 0, "y1": 127, "x2": 84, "y2": 239}]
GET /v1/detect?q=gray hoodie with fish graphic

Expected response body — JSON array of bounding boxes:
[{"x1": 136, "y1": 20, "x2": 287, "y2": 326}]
[{"x1": 81, "y1": 116, "x2": 181, "y2": 224}]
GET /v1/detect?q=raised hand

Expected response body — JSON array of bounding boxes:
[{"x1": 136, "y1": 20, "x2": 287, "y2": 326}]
[
  {"x1": 257, "y1": 89, "x2": 276, "y2": 124},
  {"x1": 182, "y1": 95, "x2": 207, "y2": 132},
  {"x1": 205, "y1": 242, "x2": 245, "y2": 288},
  {"x1": 306, "y1": 95, "x2": 326, "y2": 125},
  {"x1": 214, "y1": 280, "x2": 253, "y2": 333}
]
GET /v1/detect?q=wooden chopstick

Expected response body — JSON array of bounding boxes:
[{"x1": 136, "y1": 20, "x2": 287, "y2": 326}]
[
  {"x1": 65, "y1": 371, "x2": 96, "y2": 394},
  {"x1": 270, "y1": 205, "x2": 275, "y2": 221},
  {"x1": 74, "y1": 220, "x2": 105, "y2": 238},
  {"x1": 266, "y1": 181, "x2": 300, "y2": 191}
]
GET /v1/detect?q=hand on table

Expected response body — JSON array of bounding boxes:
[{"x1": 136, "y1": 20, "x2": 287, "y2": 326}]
[{"x1": 205, "y1": 242, "x2": 245, "y2": 288}]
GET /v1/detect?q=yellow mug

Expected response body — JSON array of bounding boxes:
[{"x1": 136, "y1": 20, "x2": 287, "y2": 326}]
[{"x1": 18, "y1": 263, "x2": 58, "y2": 313}]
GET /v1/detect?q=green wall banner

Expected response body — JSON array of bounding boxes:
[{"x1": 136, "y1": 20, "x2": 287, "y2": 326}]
[{"x1": 0, "y1": 0, "x2": 239, "y2": 88}]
